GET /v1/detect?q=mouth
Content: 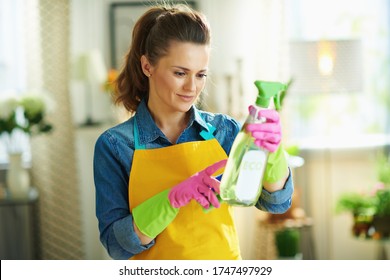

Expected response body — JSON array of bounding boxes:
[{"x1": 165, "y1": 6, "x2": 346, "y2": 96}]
[{"x1": 177, "y1": 94, "x2": 195, "y2": 102}]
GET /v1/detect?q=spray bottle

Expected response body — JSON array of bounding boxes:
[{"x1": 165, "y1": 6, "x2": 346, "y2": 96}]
[{"x1": 219, "y1": 80, "x2": 287, "y2": 206}]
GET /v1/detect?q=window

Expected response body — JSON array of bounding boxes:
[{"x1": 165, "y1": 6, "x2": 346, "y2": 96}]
[
  {"x1": 284, "y1": 0, "x2": 390, "y2": 148},
  {"x1": 0, "y1": 0, "x2": 27, "y2": 93},
  {"x1": 0, "y1": 0, "x2": 34, "y2": 164}
]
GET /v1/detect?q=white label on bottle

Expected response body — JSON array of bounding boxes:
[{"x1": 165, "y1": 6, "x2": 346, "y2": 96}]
[{"x1": 235, "y1": 150, "x2": 266, "y2": 202}]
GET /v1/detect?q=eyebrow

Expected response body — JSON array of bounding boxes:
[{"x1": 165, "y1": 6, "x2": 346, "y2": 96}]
[{"x1": 172, "y1": 66, "x2": 208, "y2": 72}]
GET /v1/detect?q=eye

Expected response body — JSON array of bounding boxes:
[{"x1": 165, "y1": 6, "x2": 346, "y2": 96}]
[
  {"x1": 174, "y1": 71, "x2": 186, "y2": 77},
  {"x1": 197, "y1": 73, "x2": 207, "y2": 79}
]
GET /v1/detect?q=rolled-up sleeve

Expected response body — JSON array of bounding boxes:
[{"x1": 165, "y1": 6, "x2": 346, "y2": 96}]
[
  {"x1": 94, "y1": 131, "x2": 154, "y2": 259},
  {"x1": 111, "y1": 216, "x2": 155, "y2": 259},
  {"x1": 255, "y1": 168, "x2": 294, "y2": 213}
]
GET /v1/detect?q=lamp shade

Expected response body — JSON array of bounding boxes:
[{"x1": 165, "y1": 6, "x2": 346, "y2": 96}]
[
  {"x1": 289, "y1": 39, "x2": 363, "y2": 94},
  {"x1": 72, "y1": 49, "x2": 107, "y2": 84}
]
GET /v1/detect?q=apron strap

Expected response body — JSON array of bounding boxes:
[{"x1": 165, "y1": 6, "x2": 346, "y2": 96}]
[
  {"x1": 200, "y1": 123, "x2": 216, "y2": 140},
  {"x1": 197, "y1": 111, "x2": 217, "y2": 140},
  {"x1": 133, "y1": 119, "x2": 146, "y2": 150},
  {"x1": 133, "y1": 111, "x2": 217, "y2": 150}
]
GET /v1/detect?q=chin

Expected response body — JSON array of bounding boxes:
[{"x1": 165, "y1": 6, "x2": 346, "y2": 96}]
[
  {"x1": 180, "y1": 106, "x2": 192, "y2": 113},
  {"x1": 174, "y1": 104, "x2": 192, "y2": 113}
]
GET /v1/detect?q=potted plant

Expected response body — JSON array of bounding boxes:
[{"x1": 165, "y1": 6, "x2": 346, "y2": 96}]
[
  {"x1": 0, "y1": 92, "x2": 54, "y2": 151},
  {"x1": 336, "y1": 153, "x2": 390, "y2": 239},
  {"x1": 336, "y1": 191, "x2": 377, "y2": 237},
  {"x1": 371, "y1": 154, "x2": 390, "y2": 238},
  {"x1": 0, "y1": 91, "x2": 54, "y2": 198}
]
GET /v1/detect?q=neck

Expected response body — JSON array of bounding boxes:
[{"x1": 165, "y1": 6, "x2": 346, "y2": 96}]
[{"x1": 147, "y1": 103, "x2": 190, "y2": 144}]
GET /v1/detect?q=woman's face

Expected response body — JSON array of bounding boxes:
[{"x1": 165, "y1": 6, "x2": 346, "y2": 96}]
[{"x1": 144, "y1": 41, "x2": 210, "y2": 114}]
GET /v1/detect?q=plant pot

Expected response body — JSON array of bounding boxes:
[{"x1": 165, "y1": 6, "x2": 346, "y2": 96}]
[
  {"x1": 352, "y1": 214, "x2": 373, "y2": 238},
  {"x1": 372, "y1": 215, "x2": 390, "y2": 237},
  {"x1": 275, "y1": 228, "x2": 300, "y2": 258}
]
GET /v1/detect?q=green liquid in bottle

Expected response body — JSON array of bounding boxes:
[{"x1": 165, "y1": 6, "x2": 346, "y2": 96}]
[
  {"x1": 220, "y1": 120, "x2": 268, "y2": 207},
  {"x1": 220, "y1": 80, "x2": 286, "y2": 207}
]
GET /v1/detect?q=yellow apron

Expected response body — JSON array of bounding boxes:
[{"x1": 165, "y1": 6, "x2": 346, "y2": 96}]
[{"x1": 129, "y1": 116, "x2": 241, "y2": 260}]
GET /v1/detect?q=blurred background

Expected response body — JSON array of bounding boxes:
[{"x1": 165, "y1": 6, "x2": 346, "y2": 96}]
[{"x1": 0, "y1": 0, "x2": 389, "y2": 260}]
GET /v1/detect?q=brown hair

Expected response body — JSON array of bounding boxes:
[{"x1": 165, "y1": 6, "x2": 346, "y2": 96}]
[{"x1": 113, "y1": 4, "x2": 211, "y2": 113}]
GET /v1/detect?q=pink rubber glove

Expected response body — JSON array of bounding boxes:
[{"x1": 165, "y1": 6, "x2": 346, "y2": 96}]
[
  {"x1": 245, "y1": 105, "x2": 282, "y2": 152},
  {"x1": 168, "y1": 159, "x2": 227, "y2": 209}
]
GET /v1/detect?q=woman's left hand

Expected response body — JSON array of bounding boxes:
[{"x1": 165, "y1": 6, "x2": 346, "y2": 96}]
[{"x1": 245, "y1": 105, "x2": 282, "y2": 152}]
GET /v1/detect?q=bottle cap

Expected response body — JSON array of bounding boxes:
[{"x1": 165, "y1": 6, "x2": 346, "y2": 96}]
[{"x1": 254, "y1": 80, "x2": 287, "y2": 110}]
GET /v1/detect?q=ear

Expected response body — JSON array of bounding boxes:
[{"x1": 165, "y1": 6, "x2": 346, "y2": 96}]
[{"x1": 141, "y1": 55, "x2": 152, "y2": 77}]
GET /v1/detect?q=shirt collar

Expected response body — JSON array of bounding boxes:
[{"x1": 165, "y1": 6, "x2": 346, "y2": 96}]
[
  {"x1": 134, "y1": 99, "x2": 210, "y2": 145},
  {"x1": 191, "y1": 106, "x2": 210, "y2": 132},
  {"x1": 134, "y1": 99, "x2": 163, "y2": 145}
]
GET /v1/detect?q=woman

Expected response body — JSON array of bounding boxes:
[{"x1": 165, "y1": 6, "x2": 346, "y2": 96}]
[{"x1": 93, "y1": 4, "x2": 293, "y2": 260}]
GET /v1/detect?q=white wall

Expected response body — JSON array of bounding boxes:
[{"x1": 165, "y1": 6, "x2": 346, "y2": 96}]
[
  {"x1": 69, "y1": 0, "x2": 113, "y2": 126},
  {"x1": 75, "y1": 126, "x2": 111, "y2": 259}
]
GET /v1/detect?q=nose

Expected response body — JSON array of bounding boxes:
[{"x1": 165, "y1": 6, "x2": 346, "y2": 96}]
[{"x1": 183, "y1": 75, "x2": 196, "y2": 92}]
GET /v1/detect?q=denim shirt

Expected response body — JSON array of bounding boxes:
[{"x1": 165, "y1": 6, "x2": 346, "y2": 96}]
[{"x1": 93, "y1": 99, "x2": 294, "y2": 260}]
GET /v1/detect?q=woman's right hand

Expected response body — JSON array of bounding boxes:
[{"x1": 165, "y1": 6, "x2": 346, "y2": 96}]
[{"x1": 168, "y1": 159, "x2": 227, "y2": 209}]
